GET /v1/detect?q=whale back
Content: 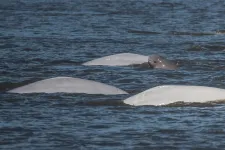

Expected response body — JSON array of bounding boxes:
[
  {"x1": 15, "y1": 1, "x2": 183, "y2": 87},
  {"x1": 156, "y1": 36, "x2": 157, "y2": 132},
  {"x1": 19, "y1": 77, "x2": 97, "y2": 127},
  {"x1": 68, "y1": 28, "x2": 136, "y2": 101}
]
[
  {"x1": 82, "y1": 53, "x2": 148, "y2": 66},
  {"x1": 8, "y1": 77, "x2": 128, "y2": 95},
  {"x1": 123, "y1": 85, "x2": 225, "y2": 106}
]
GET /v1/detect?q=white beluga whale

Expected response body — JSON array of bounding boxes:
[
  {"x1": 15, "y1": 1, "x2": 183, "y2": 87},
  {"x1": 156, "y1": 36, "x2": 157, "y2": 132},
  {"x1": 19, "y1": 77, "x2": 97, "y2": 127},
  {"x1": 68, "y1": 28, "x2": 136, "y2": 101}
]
[
  {"x1": 83, "y1": 53, "x2": 148, "y2": 66},
  {"x1": 123, "y1": 85, "x2": 225, "y2": 106},
  {"x1": 8, "y1": 77, "x2": 128, "y2": 95},
  {"x1": 82, "y1": 53, "x2": 178, "y2": 70}
]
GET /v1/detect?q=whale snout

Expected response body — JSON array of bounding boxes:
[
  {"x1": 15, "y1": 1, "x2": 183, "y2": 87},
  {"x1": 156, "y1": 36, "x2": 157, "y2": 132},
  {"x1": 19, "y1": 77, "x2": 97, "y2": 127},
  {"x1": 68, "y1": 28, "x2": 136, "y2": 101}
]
[{"x1": 147, "y1": 54, "x2": 178, "y2": 70}]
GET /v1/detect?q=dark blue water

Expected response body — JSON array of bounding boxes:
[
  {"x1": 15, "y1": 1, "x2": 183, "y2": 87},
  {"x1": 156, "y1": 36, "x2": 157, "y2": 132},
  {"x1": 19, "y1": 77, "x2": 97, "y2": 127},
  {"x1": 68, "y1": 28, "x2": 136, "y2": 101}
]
[{"x1": 1, "y1": 0, "x2": 225, "y2": 149}]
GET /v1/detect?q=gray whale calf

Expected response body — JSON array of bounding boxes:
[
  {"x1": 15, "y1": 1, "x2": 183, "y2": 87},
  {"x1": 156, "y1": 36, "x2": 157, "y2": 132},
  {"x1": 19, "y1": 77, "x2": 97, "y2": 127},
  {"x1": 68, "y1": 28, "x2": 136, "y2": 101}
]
[
  {"x1": 8, "y1": 77, "x2": 128, "y2": 95},
  {"x1": 82, "y1": 53, "x2": 177, "y2": 70},
  {"x1": 147, "y1": 54, "x2": 178, "y2": 70}
]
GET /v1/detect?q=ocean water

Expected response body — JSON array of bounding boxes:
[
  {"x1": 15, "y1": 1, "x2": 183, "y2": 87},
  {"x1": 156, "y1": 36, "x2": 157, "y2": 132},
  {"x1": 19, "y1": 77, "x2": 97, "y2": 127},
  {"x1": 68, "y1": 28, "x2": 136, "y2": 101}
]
[{"x1": 1, "y1": 0, "x2": 225, "y2": 149}]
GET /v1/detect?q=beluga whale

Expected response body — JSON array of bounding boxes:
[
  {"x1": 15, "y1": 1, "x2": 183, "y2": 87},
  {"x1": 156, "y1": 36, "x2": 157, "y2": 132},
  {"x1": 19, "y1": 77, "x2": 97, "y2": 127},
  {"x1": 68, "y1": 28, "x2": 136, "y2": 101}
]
[
  {"x1": 8, "y1": 77, "x2": 128, "y2": 95},
  {"x1": 147, "y1": 54, "x2": 178, "y2": 70},
  {"x1": 82, "y1": 53, "x2": 178, "y2": 70},
  {"x1": 123, "y1": 85, "x2": 225, "y2": 106}
]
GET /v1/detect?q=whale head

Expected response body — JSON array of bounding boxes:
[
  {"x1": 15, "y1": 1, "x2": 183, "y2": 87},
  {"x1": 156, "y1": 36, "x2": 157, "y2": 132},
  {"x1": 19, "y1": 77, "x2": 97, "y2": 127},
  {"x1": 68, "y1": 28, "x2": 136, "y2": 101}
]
[{"x1": 148, "y1": 54, "x2": 178, "y2": 70}]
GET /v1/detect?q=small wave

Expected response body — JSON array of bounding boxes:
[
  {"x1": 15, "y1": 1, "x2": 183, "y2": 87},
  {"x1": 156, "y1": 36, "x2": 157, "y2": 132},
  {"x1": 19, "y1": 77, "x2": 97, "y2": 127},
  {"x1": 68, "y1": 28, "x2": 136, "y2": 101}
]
[
  {"x1": 0, "y1": 43, "x2": 19, "y2": 49},
  {"x1": 216, "y1": 30, "x2": 225, "y2": 34},
  {"x1": 47, "y1": 60, "x2": 81, "y2": 66},
  {"x1": 77, "y1": 98, "x2": 127, "y2": 107},
  {"x1": 187, "y1": 44, "x2": 225, "y2": 51},
  {"x1": 0, "y1": 126, "x2": 33, "y2": 145},
  {"x1": 153, "y1": 2, "x2": 185, "y2": 8},
  {"x1": 169, "y1": 31, "x2": 214, "y2": 36},
  {"x1": 166, "y1": 100, "x2": 225, "y2": 107},
  {"x1": 128, "y1": 30, "x2": 161, "y2": 35},
  {"x1": 128, "y1": 30, "x2": 223, "y2": 37}
]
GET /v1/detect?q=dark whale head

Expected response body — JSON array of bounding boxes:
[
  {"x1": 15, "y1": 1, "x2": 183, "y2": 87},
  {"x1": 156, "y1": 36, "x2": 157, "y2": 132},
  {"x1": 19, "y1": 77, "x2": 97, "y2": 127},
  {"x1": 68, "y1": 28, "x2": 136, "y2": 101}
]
[{"x1": 148, "y1": 54, "x2": 178, "y2": 70}]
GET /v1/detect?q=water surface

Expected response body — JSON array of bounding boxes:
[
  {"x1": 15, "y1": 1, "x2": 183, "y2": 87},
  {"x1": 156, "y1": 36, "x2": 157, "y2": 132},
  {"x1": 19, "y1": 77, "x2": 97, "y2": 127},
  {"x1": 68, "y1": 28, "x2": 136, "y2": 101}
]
[{"x1": 1, "y1": 0, "x2": 225, "y2": 149}]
